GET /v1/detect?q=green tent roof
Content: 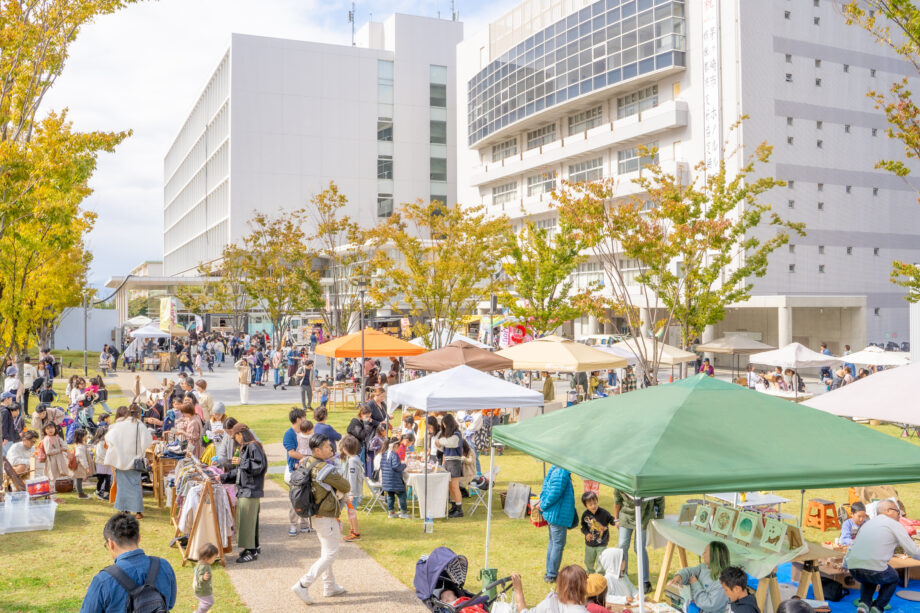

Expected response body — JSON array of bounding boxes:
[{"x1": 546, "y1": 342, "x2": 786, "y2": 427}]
[{"x1": 493, "y1": 375, "x2": 920, "y2": 497}]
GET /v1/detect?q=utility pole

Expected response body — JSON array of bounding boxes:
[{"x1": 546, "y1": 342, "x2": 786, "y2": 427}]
[{"x1": 83, "y1": 294, "x2": 88, "y2": 376}]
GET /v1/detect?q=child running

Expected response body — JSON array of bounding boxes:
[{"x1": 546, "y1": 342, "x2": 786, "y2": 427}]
[{"x1": 194, "y1": 543, "x2": 219, "y2": 612}]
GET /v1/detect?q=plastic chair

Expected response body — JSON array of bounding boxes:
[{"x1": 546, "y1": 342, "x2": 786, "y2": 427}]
[
  {"x1": 467, "y1": 465, "x2": 500, "y2": 516},
  {"x1": 361, "y1": 477, "x2": 388, "y2": 514}
]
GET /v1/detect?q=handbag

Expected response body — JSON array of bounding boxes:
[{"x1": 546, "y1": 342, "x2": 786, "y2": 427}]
[
  {"x1": 131, "y1": 423, "x2": 148, "y2": 473},
  {"x1": 66, "y1": 449, "x2": 78, "y2": 471},
  {"x1": 35, "y1": 442, "x2": 47, "y2": 463}
]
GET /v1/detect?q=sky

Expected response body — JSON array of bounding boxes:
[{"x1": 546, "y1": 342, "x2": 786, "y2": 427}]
[{"x1": 43, "y1": 0, "x2": 511, "y2": 288}]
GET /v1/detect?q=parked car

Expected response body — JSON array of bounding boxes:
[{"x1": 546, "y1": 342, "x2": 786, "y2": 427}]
[
  {"x1": 885, "y1": 341, "x2": 900, "y2": 352},
  {"x1": 901, "y1": 341, "x2": 911, "y2": 352}
]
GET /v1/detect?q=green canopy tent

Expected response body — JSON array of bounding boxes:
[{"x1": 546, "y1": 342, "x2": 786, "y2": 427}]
[{"x1": 492, "y1": 375, "x2": 920, "y2": 611}]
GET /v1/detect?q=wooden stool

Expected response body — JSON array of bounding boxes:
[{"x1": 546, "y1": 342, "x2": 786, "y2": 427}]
[{"x1": 805, "y1": 498, "x2": 840, "y2": 532}]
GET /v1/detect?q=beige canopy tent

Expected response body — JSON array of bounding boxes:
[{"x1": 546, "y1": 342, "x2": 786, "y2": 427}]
[
  {"x1": 694, "y1": 335, "x2": 775, "y2": 354},
  {"x1": 609, "y1": 337, "x2": 698, "y2": 366},
  {"x1": 496, "y1": 335, "x2": 627, "y2": 371},
  {"x1": 404, "y1": 340, "x2": 513, "y2": 372}
]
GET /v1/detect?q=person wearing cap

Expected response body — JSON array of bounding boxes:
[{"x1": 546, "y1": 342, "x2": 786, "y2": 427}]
[
  {"x1": 207, "y1": 402, "x2": 227, "y2": 436},
  {"x1": 1, "y1": 392, "x2": 22, "y2": 456},
  {"x1": 585, "y1": 573, "x2": 609, "y2": 613},
  {"x1": 31, "y1": 403, "x2": 66, "y2": 437},
  {"x1": 3, "y1": 365, "x2": 19, "y2": 394}
]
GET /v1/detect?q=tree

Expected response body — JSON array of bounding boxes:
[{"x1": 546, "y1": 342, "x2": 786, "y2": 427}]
[
  {"x1": 367, "y1": 200, "x2": 510, "y2": 348},
  {"x1": 232, "y1": 209, "x2": 323, "y2": 347},
  {"x1": 501, "y1": 221, "x2": 598, "y2": 337},
  {"x1": 306, "y1": 182, "x2": 369, "y2": 338},
  {"x1": 843, "y1": 1, "x2": 920, "y2": 301},
  {"x1": 556, "y1": 125, "x2": 803, "y2": 382}
]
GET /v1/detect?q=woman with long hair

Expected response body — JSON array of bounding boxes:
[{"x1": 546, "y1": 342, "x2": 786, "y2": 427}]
[
  {"x1": 435, "y1": 413, "x2": 465, "y2": 518},
  {"x1": 221, "y1": 423, "x2": 267, "y2": 563},
  {"x1": 104, "y1": 403, "x2": 152, "y2": 519},
  {"x1": 511, "y1": 564, "x2": 590, "y2": 612},
  {"x1": 667, "y1": 541, "x2": 731, "y2": 613}
]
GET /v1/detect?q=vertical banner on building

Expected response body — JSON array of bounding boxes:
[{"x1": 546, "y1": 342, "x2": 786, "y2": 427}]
[
  {"x1": 159, "y1": 297, "x2": 178, "y2": 332},
  {"x1": 701, "y1": 0, "x2": 722, "y2": 174},
  {"x1": 400, "y1": 318, "x2": 411, "y2": 337}
]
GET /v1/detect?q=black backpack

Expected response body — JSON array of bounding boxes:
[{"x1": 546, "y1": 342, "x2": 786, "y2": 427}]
[
  {"x1": 103, "y1": 557, "x2": 168, "y2": 613},
  {"x1": 289, "y1": 459, "x2": 332, "y2": 519}
]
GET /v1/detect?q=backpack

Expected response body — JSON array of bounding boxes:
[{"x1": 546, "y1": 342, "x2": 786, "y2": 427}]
[
  {"x1": 103, "y1": 556, "x2": 169, "y2": 613},
  {"x1": 289, "y1": 459, "x2": 332, "y2": 519},
  {"x1": 65, "y1": 420, "x2": 79, "y2": 444}
]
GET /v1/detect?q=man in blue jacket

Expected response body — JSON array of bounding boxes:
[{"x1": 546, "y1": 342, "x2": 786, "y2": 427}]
[
  {"x1": 536, "y1": 464, "x2": 575, "y2": 583},
  {"x1": 81, "y1": 512, "x2": 176, "y2": 612}
]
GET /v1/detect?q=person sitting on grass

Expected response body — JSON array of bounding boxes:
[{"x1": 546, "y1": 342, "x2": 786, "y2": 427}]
[
  {"x1": 841, "y1": 502, "x2": 868, "y2": 546},
  {"x1": 667, "y1": 541, "x2": 731, "y2": 613},
  {"x1": 721, "y1": 566, "x2": 760, "y2": 613},
  {"x1": 4, "y1": 430, "x2": 37, "y2": 483},
  {"x1": 598, "y1": 547, "x2": 637, "y2": 602},
  {"x1": 511, "y1": 564, "x2": 591, "y2": 612}
]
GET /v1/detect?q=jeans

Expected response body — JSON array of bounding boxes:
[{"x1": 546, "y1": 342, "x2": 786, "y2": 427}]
[
  {"x1": 216, "y1": 350, "x2": 223, "y2": 364},
  {"x1": 274, "y1": 368, "x2": 282, "y2": 386},
  {"x1": 298, "y1": 516, "x2": 342, "y2": 592},
  {"x1": 253, "y1": 366, "x2": 263, "y2": 384},
  {"x1": 546, "y1": 522, "x2": 567, "y2": 579},
  {"x1": 386, "y1": 491, "x2": 407, "y2": 513},
  {"x1": 301, "y1": 386, "x2": 313, "y2": 410},
  {"x1": 850, "y1": 566, "x2": 899, "y2": 610},
  {"x1": 618, "y1": 525, "x2": 650, "y2": 580}
]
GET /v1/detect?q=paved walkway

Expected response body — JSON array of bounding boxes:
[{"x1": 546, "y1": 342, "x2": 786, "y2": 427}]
[{"x1": 223, "y1": 443, "x2": 426, "y2": 612}]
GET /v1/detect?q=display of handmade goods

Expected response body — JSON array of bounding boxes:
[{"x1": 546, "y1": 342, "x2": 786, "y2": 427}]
[
  {"x1": 692, "y1": 503, "x2": 713, "y2": 530},
  {"x1": 686, "y1": 500, "x2": 801, "y2": 555},
  {"x1": 166, "y1": 457, "x2": 234, "y2": 566},
  {"x1": 758, "y1": 516, "x2": 787, "y2": 553},
  {"x1": 677, "y1": 502, "x2": 698, "y2": 524},
  {"x1": 711, "y1": 505, "x2": 738, "y2": 537},
  {"x1": 732, "y1": 511, "x2": 761, "y2": 545}
]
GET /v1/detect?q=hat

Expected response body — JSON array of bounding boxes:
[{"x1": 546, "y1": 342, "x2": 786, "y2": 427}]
[
  {"x1": 586, "y1": 573, "x2": 607, "y2": 598},
  {"x1": 1, "y1": 391, "x2": 15, "y2": 400},
  {"x1": 213, "y1": 402, "x2": 226, "y2": 415},
  {"x1": 229, "y1": 422, "x2": 248, "y2": 438},
  {"x1": 5, "y1": 366, "x2": 16, "y2": 376}
]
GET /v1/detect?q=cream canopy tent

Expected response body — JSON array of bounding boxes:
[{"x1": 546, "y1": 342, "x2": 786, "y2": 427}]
[
  {"x1": 409, "y1": 330, "x2": 490, "y2": 349},
  {"x1": 496, "y1": 335, "x2": 627, "y2": 371},
  {"x1": 841, "y1": 346, "x2": 911, "y2": 366},
  {"x1": 595, "y1": 344, "x2": 640, "y2": 366},
  {"x1": 609, "y1": 337, "x2": 698, "y2": 366},
  {"x1": 694, "y1": 335, "x2": 775, "y2": 355},
  {"x1": 749, "y1": 342, "x2": 843, "y2": 369},
  {"x1": 803, "y1": 363, "x2": 920, "y2": 424}
]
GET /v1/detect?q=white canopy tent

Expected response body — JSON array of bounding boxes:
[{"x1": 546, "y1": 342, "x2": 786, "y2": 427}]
[
  {"x1": 122, "y1": 315, "x2": 152, "y2": 328},
  {"x1": 803, "y1": 363, "x2": 920, "y2": 425},
  {"x1": 409, "y1": 330, "x2": 491, "y2": 349},
  {"x1": 386, "y1": 365, "x2": 543, "y2": 559},
  {"x1": 841, "y1": 346, "x2": 911, "y2": 366},
  {"x1": 749, "y1": 342, "x2": 842, "y2": 369},
  {"x1": 129, "y1": 325, "x2": 171, "y2": 340},
  {"x1": 596, "y1": 344, "x2": 641, "y2": 366},
  {"x1": 609, "y1": 337, "x2": 698, "y2": 366}
]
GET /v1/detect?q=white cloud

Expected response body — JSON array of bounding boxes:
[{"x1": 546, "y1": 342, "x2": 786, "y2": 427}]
[{"x1": 40, "y1": 0, "x2": 514, "y2": 285}]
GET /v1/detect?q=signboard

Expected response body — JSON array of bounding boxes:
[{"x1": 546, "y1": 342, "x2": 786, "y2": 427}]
[
  {"x1": 400, "y1": 318, "x2": 411, "y2": 336},
  {"x1": 701, "y1": 0, "x2": 722, "y2": 174},
  {"x1": 159, "y1": 297, "x2": 178, "y2": 332}
]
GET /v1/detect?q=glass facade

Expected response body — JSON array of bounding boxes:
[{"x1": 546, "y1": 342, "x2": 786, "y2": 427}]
[
  {"x1": 616, "y1": 84, "x2": 658, "y2": 118},
  {"x1": 378, "y1": 60, "x2": 394, "y2": 216},
  {"x1": 569, "y1": 157, "x2": 604, "y2": 182},
  {"x1": 492, "y1": 181, "x2": 518, "y2": 205},
  {"x1": 492, "y1": 137, "x2": 518, "y2": 162},
  {"x1": 467, "y1": 0, "x2": 686, "y2": 145},
  {"x1": 568, "y1": 105, "x2": 604, "y2": 134}
]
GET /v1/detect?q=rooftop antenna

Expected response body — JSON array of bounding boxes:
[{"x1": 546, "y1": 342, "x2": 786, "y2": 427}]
[
  {"x1": 451, "y1": 0, "x2": 457, "y2": 21},
  {"x1": 348, "y1": 2, "x2": 356, "y2": 46}
]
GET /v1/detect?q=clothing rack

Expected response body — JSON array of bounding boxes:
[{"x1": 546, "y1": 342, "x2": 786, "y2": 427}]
[{"x1": 170, "y1": 463, "x2": 232, "y2": 567}]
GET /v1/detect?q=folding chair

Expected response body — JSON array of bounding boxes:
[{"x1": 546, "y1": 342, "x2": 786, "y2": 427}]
[
  {"x1": 467, "y1": 465, "x2": 500, "y2": 516},
  {"x1": 361, "y1": 477, "x2": 389, "y2": 514}
]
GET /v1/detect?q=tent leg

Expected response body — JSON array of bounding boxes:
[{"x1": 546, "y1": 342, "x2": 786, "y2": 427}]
[
  {"x1": 541, "y1": 404, "x2": 546, "y2": 478},
  {"x1": 799, "y1": 490, "x2": 805, "y2": 527},
  {"x1": 424, "y1": 431, "x2": 429, "y2": 530},
  {"x1": 636, "y1": 498, "x2": 646, "y2": 613},
  {"x1": 484, "y1": 444, "x2": 496, "y2": 569}
]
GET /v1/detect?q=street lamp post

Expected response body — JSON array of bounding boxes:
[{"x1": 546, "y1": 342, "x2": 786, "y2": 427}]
[{"x1": 353, "y1": 276, "x2": 369, "y2": 404}]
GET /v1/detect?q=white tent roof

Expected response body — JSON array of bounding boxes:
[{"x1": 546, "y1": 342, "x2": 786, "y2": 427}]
[
  {"x1": 803, "y1": 363, "x2": 920, "y2": 425},
  {"x1": 386, "y1": 364, "x2": 544, "y2": 412},
  {"x1": 123, "y1": 315, "x2": 152, "y2": 328},
  {"x1": 749, "y1": 342, "x2": 842, "y2": 369},
  {"x1": 842, "y1": 346, "x2": 911, "y2": 366},
  {"x1": 130, "y1": 325, "x2": 171, "y2": 339},
  {"x1": 409, "y1": 330, "x2": 490, "y2": 349},
  {"x1": 609, "y1": 337, "x2": 698, "y2": 365},
  {"x1": 595, "y1": 344, "x2": 641, "y2": 366}
]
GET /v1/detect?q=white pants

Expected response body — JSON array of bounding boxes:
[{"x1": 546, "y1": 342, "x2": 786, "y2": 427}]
[
  {"x1": 299, "y1": 516, "x2": 341, "y2": 591},
  {"x1": 239, "y1": 384, "x2": 249, "y2": 404}
]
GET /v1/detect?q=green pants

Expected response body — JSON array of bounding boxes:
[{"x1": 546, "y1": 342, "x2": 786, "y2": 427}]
[
  {"x1": 236, "y1": 497, "x2": 261, "y2": 550},
  {"x1": 585, "y1": 545, "x2": 605, "y2": 573}
]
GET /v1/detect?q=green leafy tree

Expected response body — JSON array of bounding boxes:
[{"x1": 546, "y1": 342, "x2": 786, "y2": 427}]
[{"x1": 844, "y1": 1, "x2": 920, "y2": 300}]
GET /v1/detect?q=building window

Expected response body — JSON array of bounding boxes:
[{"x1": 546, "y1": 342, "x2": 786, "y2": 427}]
[
  {"x1": 872, "y1": 128, "x2": 878, "y2": 136},
  {"x1": 818, "y1": 245, "x2": 825, "y2": 255},
  {"x1": 873, "y1": 187, "x2": 879, "y2": 196},
  {"x1": 569, "y1": 157, "x2": 604, "y2": 183},
  {"x1": 430, "y1": 157, "x2": 447, "y2": 181},
  {"x1": 788, "y1": 180, "x2": 795, "y2": 189},
  {"x1": 785, "y1": 73, "x2": 793, "y2": 82},
  {"x1": 846, "y1": 246, "x2": 853, "y2": 255},
  {"x1": 787, "y1": 117, "x2": 793, "y2": 126},
  {"x1": 874, "y1": 247, "x2": 880, "y2": 255},
  {"x1": 789, "y1": 264, "x2": 796, "y2": 273},
  {"x1": 814, "y1": 16, "x2": 820, "y2": 25},
  {"x1": 814, "y1": 0, "x2": 820, "y2": 6},
  {"x1": 818, "y1": 264, "x2": 825, "y2": 273},
  {"x1": 817, "y1": 183, "x2": 824, "y2": 191},
  {"x1": 815, "y1": 59, "x2": 821, "y2": 68},
  {"x1": 871, "y1": 68, "x2": 877, "y2": 77},
  {"x1": 377, "y1": 194, "x2": 393, "y2": 218},
  {"x1": 789, "y1": 244, "x2": 795, "y2": 253},
  {"x1": 785, "y1": 54, "x2": 792, "y2": 63},
  {"x1": 569, "y1": 106, "x2": 603, "y2": 134},
  {"x1": 430, "y1": 120, "x2": 447, "y2": 144},
  {"x1": 788, "y1": 199, "x2": 795, "y2": 208},
  {"x1": 526, "y1": 124, "x2": 556, "y2": 150},
  {"x1": 617, "y1": 143, "x2": 658, "y2": 174},
  {"x1": 527, "y1": 172, "x2": 556, "y2": 197},
  {"x1": 874, "y1": 307, "x2": 880, "y2": 316},
  {"x1": 377, "y1": 155, "x2": 393, "y2": 179},
  {"x1": 617, "y1": 85, "x2": 659, "y2": 119},
  {"x1": 818, "y1": 201, "x2": 824, "y2": 210},
  {"x1": 815, "y1": 78, "x2": 822, "y2": 86},
  {"x1": 430, "y1": 65, "x2": 447, "y2": 108},
  {"x1": 785, "y1": 10, "x2": 791, "y2": 19},
  {"x1": 491, "y1": 138, "x2": 518, "y2": 163},
  {"x1": 846, "y1": 185, "x2": 852, "y2": 193},
  {"x1": 377, "y1": 119, "x2": 393, "y2": 142},
  {"x1": 430, "y1": 194, "x2": 447, "y2": 207},
  {"x1": 492, "y1": 182, "x2": 517, "y2": 205},
  {"x1": 845, "y1": 124, "x2": 851, "y2": 133},
  {"x1": 816, "y1": 120, "x2": 823, "y2": 129},
  {"x1": 844, "y1": 63, "x2": 850, "y2": 72},
  {"x1": 817, "y1": 139, "x2": 823, "y2": 148},
  {"x1": 787, "y1": 136, "x2": 794, "y2": 145}
]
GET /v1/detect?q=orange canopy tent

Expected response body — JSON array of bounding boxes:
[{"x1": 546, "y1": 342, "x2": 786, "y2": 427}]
[{"x1": 314, "y1": 327, "x2": 426, "y2": 358}]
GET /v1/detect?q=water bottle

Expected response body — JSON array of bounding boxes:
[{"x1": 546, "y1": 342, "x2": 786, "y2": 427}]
[{"x1": 424, "y1": 514, "x2": 434, "y2": 534}]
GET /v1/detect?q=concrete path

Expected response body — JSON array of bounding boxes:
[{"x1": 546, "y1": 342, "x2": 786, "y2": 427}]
[{"x1": 223, "y1": 444, "x2": 426, "y2": 612}]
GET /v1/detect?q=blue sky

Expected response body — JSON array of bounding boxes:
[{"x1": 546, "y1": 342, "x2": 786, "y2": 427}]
[{"x1": 43, "y1": 0, "x2": 510, "y2": 287}]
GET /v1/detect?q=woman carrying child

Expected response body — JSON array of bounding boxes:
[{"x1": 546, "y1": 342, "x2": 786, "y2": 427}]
[{"x1": 346, "y1": 405, "x2": 376, "y2": 464}]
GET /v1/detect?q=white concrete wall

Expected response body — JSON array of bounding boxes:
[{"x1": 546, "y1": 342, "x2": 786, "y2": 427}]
[{"x1": 53, "y1": 308, "x2": 118, "y2": 353}]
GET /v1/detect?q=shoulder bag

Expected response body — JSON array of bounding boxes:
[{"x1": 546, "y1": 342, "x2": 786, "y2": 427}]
[{"x1": 132, "y1": 422, "x2": 148, "y2": 473}]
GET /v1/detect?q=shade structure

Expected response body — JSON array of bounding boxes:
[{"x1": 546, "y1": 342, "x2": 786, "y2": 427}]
[
  {"x1": 409, "y1": 330, "x2": 490, "y2": 349},
  {"x1": 492, "y1": 374, "x2": 920, "y2": 497},
  {"x1": 403, "y1": 340, "x2": 512, "y2": 372},
  {"x1": 609, "y1": 337, "x2": 698, "y2": 366},
  {"x1": 803, "y1": 363, "x2": 920, "y2": 424},
  {"x1": 595, "y1": 344, "x2": 640, "y2": 366},
  {"x1": 496, "y1": 335, "x2": 627, "y2": 372},
  {"x1": 169, "y1": 324, "x2": 189, "y2": 337},
  {"x1": 841, "y1": 346, "x2": 911, "y2": 366},
  {"x1": 123, "y1": 315, "x2": 152, "y2": 328},
  {"x1": 315, "y1": 327, "x2": 426, "y2": 358},
  {"x1": 130, "y1": 325, "x2": 171, "y2": 340},
  {"x1": 694, "y1": 335, "x2": 775, "y2": 355},
  {"x1": 749, "y1": 342, "x2": 842, "y2": 369},
  {"x1": 386, "y1": 364, "x2": 544, "y2": 412}
]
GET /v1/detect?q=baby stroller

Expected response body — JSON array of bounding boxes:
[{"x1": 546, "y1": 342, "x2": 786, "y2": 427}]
[{"x1": 415, "y1": 547, "x2": 511, "y2": 613}]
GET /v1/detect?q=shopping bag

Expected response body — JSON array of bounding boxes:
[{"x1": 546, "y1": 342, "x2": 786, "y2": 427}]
[{"x1": 503, "y1": 482, "x2": 531, "y2": 519}]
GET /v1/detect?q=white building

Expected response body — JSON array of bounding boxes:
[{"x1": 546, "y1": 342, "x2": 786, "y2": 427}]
[
  {"x1": 164, "y1": 14, "x2": 463, "y2": 277},
  {"x1": 457, "y1": 0, "x2": 920, "y2": 351}
]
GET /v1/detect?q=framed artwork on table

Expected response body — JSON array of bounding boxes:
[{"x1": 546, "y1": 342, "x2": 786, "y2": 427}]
[
  {"x1": 759, "y1": 517, "x2": 787, "y2": 553},
  {"x1": 712, "y1": 506, "x2": 739, "y2": 537},
  {"x1": 678, "y1": 502, "x2": 698, "y2": 524},
  {"x1": 732, "y1": 511, "x2": 761, "y2": 544},
  {"x1": 692, "y1": 504, "x2": 713, "y2": 531},
  {"x1": 786, "y1": 524, "x2": 804, "y2": 551}
]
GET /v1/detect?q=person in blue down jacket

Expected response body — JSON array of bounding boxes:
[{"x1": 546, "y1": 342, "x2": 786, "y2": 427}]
[{"x1": 535, "y1": 464, "x2": 576, "y2": 583}]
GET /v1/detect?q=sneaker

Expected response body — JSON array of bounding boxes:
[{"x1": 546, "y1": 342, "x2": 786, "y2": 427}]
[
  {"x1": 869, "y1": 607, "x2": 883, "y2": 613},
  {"x1": 343, "y1": 532, "x2": 361, "y2": 542},
  {"x1": 94, "y1": 491, "x2": 106, "y2": 501},
  {"x1": 77, "y1": 493, "x2": 89, "y2": 499},
  {"x1": 301, "y1": 524, "x2": 311, "y2": 533},
  {"x1": 291, "y1": 581, "x2": 313, "y2": 604},
  {"x1": 856, "y1": 604, "x2": 869, "y2": 613},
  {"x1": 544, "y1": 575, "x2": 556, "y2": 583},
  {"x1": 324, "y1": 585, "x2": 346, "y2": 597},
  {"x1": 398, "y1": 512, "x2": 410, "y2": 519},
  {"x1": 288, "y1": 527, "x2": 298, "y2": 537},
  {"x1": 388, "y1": 512, "x2": 397, "y2": 518}
]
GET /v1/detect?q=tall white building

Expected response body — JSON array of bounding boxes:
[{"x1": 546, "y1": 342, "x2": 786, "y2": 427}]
[
  {"x1": 457, "y1": 0, "x2": 920, "y2": 350},
  {"x1": 164, "y1": 14, "x2": 463, "y2": 277}
]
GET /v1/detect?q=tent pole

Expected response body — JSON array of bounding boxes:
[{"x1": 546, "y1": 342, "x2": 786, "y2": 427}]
[
  {"x1": 484, "y1": 443, "x2": 496, "y2": 568},
  {"x1": 799, "y1": 489, "x2": 805, "y2": 527},
  {"x1": 424, "y1": 425, "x2": 429, "y2": 529},
  {"x1": 635, "y1": 497, "x2": 646, "y2": 613}
]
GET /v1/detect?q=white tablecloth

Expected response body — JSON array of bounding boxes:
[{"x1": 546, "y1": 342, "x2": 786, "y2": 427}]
[
  {"x1": 706, "y1": 492, "x2": 791, "y2": 508},
  {"x1": 648, "y1": 518, "x2": 807, "y2": 579},
  {"x1": 406, "y1": 471, "x2": 451, "y2": 519}
]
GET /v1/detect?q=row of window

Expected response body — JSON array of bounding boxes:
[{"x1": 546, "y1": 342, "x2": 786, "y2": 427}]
[
  {"x1": 789, "y1": 244, "x2": 881, "y2": 256},
  {"x1": 784, "y1": 54, "x2": 878, "y2": 78},
  {"x1": 786, "y1": 117, "x2": 879, "y2": 136},
  {"x1": 786, "y1": 181, "x2": 882, "y2": 196},
  {"x1": 377, "y1": 60, "x2": 395, "y2": 218}
]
